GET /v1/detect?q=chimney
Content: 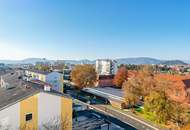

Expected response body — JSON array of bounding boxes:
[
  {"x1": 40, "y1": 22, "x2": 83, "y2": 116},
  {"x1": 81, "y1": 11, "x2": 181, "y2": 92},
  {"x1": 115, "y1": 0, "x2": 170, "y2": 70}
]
[{"x1": 44, "y1": 84, "x2": 51, "y2": 92}]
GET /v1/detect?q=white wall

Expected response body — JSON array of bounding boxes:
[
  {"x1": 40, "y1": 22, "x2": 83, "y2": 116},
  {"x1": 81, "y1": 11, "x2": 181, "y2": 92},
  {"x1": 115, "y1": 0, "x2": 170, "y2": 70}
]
[
  {"x1": 38, "y1": 93, "x2": 61, "y2": 129},
  {"x1": 96, "y1": 60, "x2": 118, "y2": 75},
  {"x1": 46, "y1": 72, "x2": 63, "y2": 92},
  {"x1": 0, "y1": 103, "x2": 20, "y2": 129}
]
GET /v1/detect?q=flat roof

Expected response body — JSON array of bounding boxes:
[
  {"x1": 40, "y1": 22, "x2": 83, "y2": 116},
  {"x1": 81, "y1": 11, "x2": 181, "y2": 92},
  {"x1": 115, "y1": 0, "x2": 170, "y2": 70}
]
[{"x1": 83, "y1": 87, "x2": 124, "y2": 101}]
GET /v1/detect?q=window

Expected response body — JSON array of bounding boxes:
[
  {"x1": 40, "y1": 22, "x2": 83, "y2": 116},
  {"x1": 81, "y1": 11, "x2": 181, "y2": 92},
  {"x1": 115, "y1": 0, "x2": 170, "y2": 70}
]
[
  {"x1": 26, "y1": 113, "x2": 32, "y2": 121},
  {"x1": 175, "y1": 90, "x2": 180, "y2": 97}
]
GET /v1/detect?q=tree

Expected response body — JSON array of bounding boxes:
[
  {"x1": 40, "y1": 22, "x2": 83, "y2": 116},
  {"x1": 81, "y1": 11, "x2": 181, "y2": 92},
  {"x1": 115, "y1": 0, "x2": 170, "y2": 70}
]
[
  {"x1": 123, "y1": 64, "x2": 190, "y2": 127},
  {"x1": 123, "y1": 65, "x2": 155, "y2": 111},
  {"x1": 171, "y1": 102, "x2": 189, "y2": 129},
  {"x1": 113, "y1": 66, "x2": 128, "y2": 88},
  {"x1": 144, "y1": 90, "x2": 173, "y2": 124},
  {"x1": 35, "y1": 64, "x2": 50, "y2": 71},
  {"x1": 0, "y1": 115, "x2": 71, "y2": 130},
  {"x1": 42, "y1": 116, "x2": 72, "y2": 130},
  {"x1": 139, "y1": 65, "x2": 154, "y2": 77},
  {"x1": 123, "y1": 79, "x2": 143, "y2": 112},
  {"x1": 137, "y1": 65, "x2": 157, "y2": 96},
  {"x1": 181, "y1": 124, "x2": 190, "y2": 130},
  {"x1": 71, "y1": 64, "x2": 97, "y2": 90}
]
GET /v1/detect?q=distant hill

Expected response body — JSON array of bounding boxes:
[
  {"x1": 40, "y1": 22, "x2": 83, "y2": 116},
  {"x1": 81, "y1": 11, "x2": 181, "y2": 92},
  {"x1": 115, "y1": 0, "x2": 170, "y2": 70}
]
[
  {"x1": 160, "y1": 60, "x2": 187, "y2": 65},
  {"x1": 116, "y1": 57, "x2": 161, "y2": 65},
  {"x1": 63, "y1": 59, "x2": 95, "y2": 65},
  {"x1": 0, "y1": 58, "x2": 94, "y2": 65},
  {"x1": 0, "y1": 57, "x2": 188, "y2": 65},
  {"x1": 0, "y1": 58, "x2": 53, "y2": 65},
  {"x1": 116, "y1": 58, "x2": 187, "y2": 65}
]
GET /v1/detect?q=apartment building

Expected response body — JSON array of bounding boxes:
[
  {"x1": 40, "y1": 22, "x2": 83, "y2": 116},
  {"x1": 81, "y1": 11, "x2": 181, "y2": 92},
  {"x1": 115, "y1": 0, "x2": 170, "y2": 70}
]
[
  {"x1": 25, "y1": 70, "x2": 63, "y2": 93},
  {"x1": 95, "y1": 59, "x2": 117, "y2": 87},
  {"x1": 0, "y1": 71, "x2": 72, "y2": 130},
  {"x1": 96, "y1": 59, "x2": 117, "y2": 75}
]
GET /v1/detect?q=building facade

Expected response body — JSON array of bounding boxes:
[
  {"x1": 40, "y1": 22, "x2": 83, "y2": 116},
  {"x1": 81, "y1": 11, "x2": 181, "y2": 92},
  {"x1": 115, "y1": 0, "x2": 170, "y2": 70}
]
[
  {"x1": 0, "y1": 92, "x2": 72, "y2": 130},
  {"x1": 96, "y1": 75, "x2": 115, "y2": 87},
  {"x1": 25, "y1": 70, "x2": 63, "y2": 93},
  {"x1": 96, "y1": 59, "x2": 117, "y2": 75},
  {"x1": 0, "y1": 70, "x2": 72, "y2": 130}
]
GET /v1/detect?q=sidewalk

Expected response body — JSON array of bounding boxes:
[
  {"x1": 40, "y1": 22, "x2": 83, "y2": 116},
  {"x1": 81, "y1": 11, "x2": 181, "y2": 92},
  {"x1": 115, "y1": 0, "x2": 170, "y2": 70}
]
[{"x1": 93, "y1": 105, "x2": 168, "y2": 130}]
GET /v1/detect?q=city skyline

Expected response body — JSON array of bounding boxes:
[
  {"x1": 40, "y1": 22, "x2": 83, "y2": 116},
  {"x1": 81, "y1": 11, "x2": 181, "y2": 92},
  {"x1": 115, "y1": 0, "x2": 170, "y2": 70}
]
[{"x1": 0, "y1": 0, "x2": 189, "y2": 60}]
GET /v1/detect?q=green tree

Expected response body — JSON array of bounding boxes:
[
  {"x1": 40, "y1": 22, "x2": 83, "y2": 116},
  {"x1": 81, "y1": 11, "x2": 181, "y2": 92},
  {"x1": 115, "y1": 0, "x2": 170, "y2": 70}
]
[
  {"x1": 71, "y1": 64, "x2": 97, "y2": 90},
  {"x1": 35, "y1": 64, "x2": 50, "y2": 71},
  {"x1": 144, "y1": 90, "x2": 173, "y2": 124}
]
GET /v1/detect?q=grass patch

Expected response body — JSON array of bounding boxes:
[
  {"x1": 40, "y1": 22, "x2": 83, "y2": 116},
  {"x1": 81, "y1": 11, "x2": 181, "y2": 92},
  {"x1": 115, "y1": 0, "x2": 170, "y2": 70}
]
[
  {"x1": 107, "y1": 105, "x2": 164, "y2": 127},
  {"x1": 135, "y1": 109, "x2": 166, "y2": 127},
  {"x1": 136, "y1": 110, "x2": 156, "y2": 122}
]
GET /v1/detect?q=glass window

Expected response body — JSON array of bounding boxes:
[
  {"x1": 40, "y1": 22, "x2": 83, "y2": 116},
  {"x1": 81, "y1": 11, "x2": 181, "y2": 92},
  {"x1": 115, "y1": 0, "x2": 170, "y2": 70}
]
[{"x1": 26, "y1": 113, "x2": 32, "y2": 121}]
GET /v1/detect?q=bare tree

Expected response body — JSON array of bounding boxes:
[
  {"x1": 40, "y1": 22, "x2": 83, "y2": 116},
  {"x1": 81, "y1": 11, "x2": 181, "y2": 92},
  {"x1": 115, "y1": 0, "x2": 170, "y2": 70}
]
[
  {"x1": 1, "y1": 115, "x2": 71, "y2": 130},
  {"x1": 41, "y1": 115, "x2": 71, "y2": 130}
]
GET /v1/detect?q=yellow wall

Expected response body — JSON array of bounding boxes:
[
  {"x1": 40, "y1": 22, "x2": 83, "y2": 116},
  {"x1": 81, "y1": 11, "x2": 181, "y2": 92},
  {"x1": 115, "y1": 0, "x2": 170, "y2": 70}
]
[
  {"x1": 30, "y1": 72, "x2": 46, "y2": 82},
  {"x1": 38, "y1": 74, "x2": 46, "y2": 82},
  {"x1": 20, "y1": 95, "x2": 38, "y2": 130},
  {"x1": 61, "y1": 97, "x2": 72, "y2": 130}
]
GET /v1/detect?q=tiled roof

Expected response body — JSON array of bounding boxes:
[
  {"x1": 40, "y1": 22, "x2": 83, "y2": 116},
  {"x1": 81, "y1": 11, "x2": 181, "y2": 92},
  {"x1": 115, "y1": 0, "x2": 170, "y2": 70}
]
[{"x1": 155, "y1": 74, "x2": 190, "y2": 89}]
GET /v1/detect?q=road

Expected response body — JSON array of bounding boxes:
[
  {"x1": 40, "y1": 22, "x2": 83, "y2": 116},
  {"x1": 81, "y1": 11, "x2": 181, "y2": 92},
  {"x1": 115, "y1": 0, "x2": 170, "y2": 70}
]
[
  {"x1": 66, "y1": 84, "x2": 167, "y2": 130},
  {"x1": 74, "y1": 99, "x2": 167, "y2": 130},
  {"x1": 92, "y1": 105, "x2": 165, "y2": 130}
]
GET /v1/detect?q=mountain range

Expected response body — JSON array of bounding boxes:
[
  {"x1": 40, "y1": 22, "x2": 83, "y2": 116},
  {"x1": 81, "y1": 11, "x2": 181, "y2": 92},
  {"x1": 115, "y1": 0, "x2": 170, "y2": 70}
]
[{"x1": 0, "y1": 57, "x2": 188, "y2": 65}]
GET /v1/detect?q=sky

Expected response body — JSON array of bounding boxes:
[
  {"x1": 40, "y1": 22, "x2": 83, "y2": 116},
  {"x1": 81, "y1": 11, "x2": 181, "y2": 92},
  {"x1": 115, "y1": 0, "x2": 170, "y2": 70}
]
[{"x1": 0, "y1": 0, "x2": 189, "y2": 60}]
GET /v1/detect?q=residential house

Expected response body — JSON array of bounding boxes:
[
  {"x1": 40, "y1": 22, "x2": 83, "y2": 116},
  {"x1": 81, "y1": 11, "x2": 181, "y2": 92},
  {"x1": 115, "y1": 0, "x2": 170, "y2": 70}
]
[
  {"x1": 156, "y1": 74, "x2": 190, "y2": 105},
  {"x1": 25, "y1": 70, "x2": 63, "y2": 93},
  {"x1": 0, "y1": 71, "x2": 72, "y2": 130}
]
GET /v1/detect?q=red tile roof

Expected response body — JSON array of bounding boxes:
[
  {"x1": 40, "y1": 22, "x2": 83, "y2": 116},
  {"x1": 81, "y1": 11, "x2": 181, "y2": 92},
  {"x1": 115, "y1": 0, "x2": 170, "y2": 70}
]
[
  {"x1": 155, "y1": 74, "x2": 190, "y2": 105},
  {"x1": 155, "y1": 74, "x2": 190, "y2": 89}
]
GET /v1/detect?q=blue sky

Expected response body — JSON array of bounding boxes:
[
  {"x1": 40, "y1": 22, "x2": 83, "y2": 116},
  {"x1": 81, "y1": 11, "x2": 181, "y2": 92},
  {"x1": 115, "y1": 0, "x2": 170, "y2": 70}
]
[{"x1": 0, "y1": 0, "x2": 189, "y2": 60}]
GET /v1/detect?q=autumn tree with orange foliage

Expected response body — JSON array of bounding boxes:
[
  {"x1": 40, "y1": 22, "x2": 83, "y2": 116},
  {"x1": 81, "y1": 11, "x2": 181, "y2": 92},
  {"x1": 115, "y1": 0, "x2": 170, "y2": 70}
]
[
  {"x1": 71, "y1": 64, "x2": 97, "y2": 90},
  {"x1": 123, "y1": 79, "x2": 143, "y2": 112},
  {"x1": 181, "y1": 124, "x2": 190, "y2": 130},
  {"x1": 113, "y1": 66, "x2": 128, "y2": 88}
]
